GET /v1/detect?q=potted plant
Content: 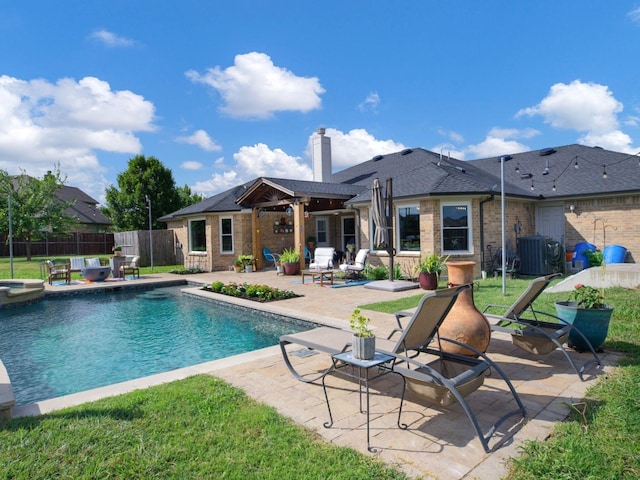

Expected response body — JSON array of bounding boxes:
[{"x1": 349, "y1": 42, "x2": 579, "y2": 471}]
[
  {"x1": 280, "y1": 248, "x2": 300, "y2": 275},
  {"x1": 554, "y1": 283, "x2": 613, "y2": 351},
  {"x1": 275, "y1": 260, "x2": 284, "y2": 275},
  {"x1": 414, "y1": 253, "x2": 448, "y2": 290},
  {"x1": 306, "y1": 235, "x2": 316, "y2": 250},
  {"x1": 238, "y1": 254, "x2": 255, "y2": 273},
  {"x1": 112, "y1": 245, "x2": 123, "y2": 257},
  {"x1": 350, "y1": 308, "x2": 375, "y2": 360},
  {"x1": 233, "y1": 257, "x2": 243, "y2": 273}
]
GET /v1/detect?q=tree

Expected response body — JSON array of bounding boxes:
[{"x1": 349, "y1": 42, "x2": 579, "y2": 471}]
[
  {"x1": 177, "y1": 184, "x2": 206, "y2": 206},
  {"x1": 0, "y1": 167, "x2": 78, "y2": 260},
  {"x1": 104, "y1": 155, "x2": 186, "y2": 231}
]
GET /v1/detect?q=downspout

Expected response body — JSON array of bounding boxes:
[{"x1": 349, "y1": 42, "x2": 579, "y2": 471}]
[{"x1": 479, "y1": 194, "x2": 495, "y2": 272}]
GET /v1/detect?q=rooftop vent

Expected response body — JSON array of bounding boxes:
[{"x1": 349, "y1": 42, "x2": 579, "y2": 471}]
[
  {"x1": 372, "y1": 154, "x2": 384, "y2": 161},
  {"x1": 400, "y1": 148, "x2": 413, "y2": 155},
  {"x1": 520, "y1": 173, "x2": 533, "y2": 179},
  {"x1": 539, "y1": 148, "x2": 556, "y2": 156}
]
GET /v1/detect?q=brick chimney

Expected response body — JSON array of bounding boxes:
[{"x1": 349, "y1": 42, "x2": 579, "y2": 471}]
[{"x1": 312, "y1": 127, "x2": 332, "y2": 182}]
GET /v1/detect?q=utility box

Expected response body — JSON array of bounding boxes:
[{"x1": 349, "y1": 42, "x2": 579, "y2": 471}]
[{"x1": 517, "y1": 236, "x2": 555, "y2": 276}]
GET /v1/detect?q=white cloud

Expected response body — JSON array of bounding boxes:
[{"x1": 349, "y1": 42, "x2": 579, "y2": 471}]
[
  {"x1": 185, "y1": 52, "x2": 325, "y2": 119},
  {"x1": 181, "y1": 161, "x2": 204, "y2": 170},
  {"x1": 628, "y1": 7, "x2": 640, "y2": 23},
  {"x1": 517, "y1": 80, "x2": 637, "y2": 152},
  {"x1": 465, "y1": 135, "x2": 530, "y2": 159},
  {"x1": 0, "y1": 74, "x2": 156, "y2": 201},
  {"x1": 175, "y1": 129, "x2": 221, "y2": 151},
  {"x1": 190, "y1": 128, "x2": 404, "y2": 197},
  {"x1": 311, "y1": 128, "x2": 406, "y2": 170},
  {"x1": 88, "y1": 29, "x2": 135, "y2": 47},
  {"x1": 358, "y1": 92, "x2": 380, "y2": 112}
]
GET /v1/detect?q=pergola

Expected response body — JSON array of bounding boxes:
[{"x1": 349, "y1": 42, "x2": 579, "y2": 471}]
[{"x1": 235, "y1": 177, "x2": 363, "y2": 271}]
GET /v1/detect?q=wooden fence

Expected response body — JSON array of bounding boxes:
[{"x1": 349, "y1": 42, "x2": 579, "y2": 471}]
[
  {"x1": 114, "y1": 229, "x2": 179, "y2": 267},
  {"x1": 0, "y1": 232, "x2": 115, "y2": 258}
]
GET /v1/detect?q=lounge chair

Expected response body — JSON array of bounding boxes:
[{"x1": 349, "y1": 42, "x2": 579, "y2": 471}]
[
  {"x1": 85, "y1": 257, "x2": 102, "y2": 267},
  {"x1": 339, "y1": 248, "x2": 369, "y2": 280},
  {"x1": 309, "y1": 247, "x2": 335, "y2": 270},
  {"x1": 119, "y1": 255, "x2": 140, "y2": 278},
  {"x1": 262, "y1": 247, "x2": 280, "y2": 270},
  {"x1": 483, "y1": 273, "x2": 601, "y2": 381},
  {"x1": 45, "y1": 260, "x2": 71, "y2": 285},
  {"x1": 280, "y1": 286, "x2": 527, "y2": 453}
]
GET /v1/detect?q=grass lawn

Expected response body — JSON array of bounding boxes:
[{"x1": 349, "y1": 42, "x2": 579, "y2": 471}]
[
  {"x1": 363, "y1": 277, "x2": 640, "y2": 479},
  {"x1": 0, "y1": 376, "x2": 408, "y2": 479}
]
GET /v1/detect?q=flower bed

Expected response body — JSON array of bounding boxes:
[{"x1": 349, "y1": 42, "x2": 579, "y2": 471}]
[{"x1": 202, "y1": 281, "x2": 301, "y2": 302}]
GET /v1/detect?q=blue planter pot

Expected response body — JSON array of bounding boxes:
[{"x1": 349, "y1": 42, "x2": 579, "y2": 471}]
[{"x1": 554, "y1": 301, "x2": 613, "y2": 351}]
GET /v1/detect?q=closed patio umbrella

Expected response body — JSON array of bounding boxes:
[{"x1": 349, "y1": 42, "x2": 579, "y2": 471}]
[{"x1": 372, "y1": 178, "x2": 388, "y2": 249}]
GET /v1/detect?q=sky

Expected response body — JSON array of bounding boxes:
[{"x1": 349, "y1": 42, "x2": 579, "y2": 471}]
[{"x1": 1, "y1": 1, "x2": 640, "y2": 205}]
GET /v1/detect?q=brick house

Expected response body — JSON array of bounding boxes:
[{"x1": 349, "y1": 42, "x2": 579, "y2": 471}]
[{"x1": 160, "y1": 129, "x2": 639, "y2": 276}]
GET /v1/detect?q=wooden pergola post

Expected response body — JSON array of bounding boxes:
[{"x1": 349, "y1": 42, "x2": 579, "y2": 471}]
[
  {"x1": 293, "y1": 202, "x2": 305, "y2": 272},
  {"x1": 251, "y1": 208, "x2": 263, "y2": 270}
]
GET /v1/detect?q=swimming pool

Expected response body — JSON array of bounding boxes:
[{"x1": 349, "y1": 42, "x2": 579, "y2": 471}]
[{"x1": 0, "y1": 285, "x2": 313, "y2": 406}]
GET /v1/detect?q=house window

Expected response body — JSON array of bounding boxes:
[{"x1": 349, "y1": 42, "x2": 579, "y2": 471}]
[
  {"x1": 220, "y1": 217, "x2": 234, "y2": 253},
  {"x1": 397, "y1": 205, "x2": 420, "y2": 252},
  {"x1": 189, "y1": 219, "x2": 206, "y2": 252},
  {"x1": 442, "y1": 203, "x2": 471, "y2": 253}
]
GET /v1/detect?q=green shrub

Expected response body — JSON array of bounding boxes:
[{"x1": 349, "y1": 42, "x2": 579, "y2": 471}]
[{"x1": 210, "y1": 281, "x2": 224, "y2": 292}]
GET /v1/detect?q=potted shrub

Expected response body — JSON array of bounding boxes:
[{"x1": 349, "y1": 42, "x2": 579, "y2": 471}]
[
  {"x1": 112, "y1": 245, "x2": 123, "y2": 257},
  {"x1": 238, "y1": 254, "x2": 255, "y2": 273},
  {"x1": 554, "y1": 283, "x2": 613, "y2": 351},
  {"x1": 306, "y1": 235, "x2": 316, "y2": 250},
  {"x1": 280, "y1": 248, "x2": 300, "y2": 275},
  {"x1": 350, "y1": 308, "x2": 375, "y2": 360},
  {"x1": 414, "y1": 253, "x2": 448, "y2": 290}
]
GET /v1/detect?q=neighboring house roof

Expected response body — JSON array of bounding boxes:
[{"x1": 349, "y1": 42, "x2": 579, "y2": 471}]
[
  {"x1": 55, "y1": 185, "x2": 111, "y2": 226},
  {"x1": 160, "y1": 144, "x2": 640, "y2": 221}
]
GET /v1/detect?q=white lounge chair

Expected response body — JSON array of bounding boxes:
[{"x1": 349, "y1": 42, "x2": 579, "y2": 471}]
[
  {"x1": 339, "y1": 248, "x2": 369, "y2": 280},
  {"x1": 309, "y1": 247, "x2": 335, "y2": 270}
]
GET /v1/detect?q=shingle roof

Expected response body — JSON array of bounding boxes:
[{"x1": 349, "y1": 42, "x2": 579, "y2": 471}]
[{"x1": 160, "y1": 144, "x2": 640, "y2": 220}]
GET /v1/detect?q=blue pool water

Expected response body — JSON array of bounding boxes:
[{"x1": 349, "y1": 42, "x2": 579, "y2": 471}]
[{"x1": 0, "y1": 285, "x2": 312, "y2": 406}]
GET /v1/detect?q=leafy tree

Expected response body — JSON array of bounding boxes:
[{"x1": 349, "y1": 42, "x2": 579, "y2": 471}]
[
  {"x1": 104, "y1": 155, "x2": 187, "y2": 231},
  {"x1": 177, "y1": 184, "x2": 206, "y2": 206},
  {"x1": 0, "y1": 167, "x2": 78, "y2": 260}
]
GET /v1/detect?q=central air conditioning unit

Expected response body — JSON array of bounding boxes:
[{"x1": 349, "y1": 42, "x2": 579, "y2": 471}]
[{"x1": 517, "y1": 235, "x2": 554, "y2": 276}]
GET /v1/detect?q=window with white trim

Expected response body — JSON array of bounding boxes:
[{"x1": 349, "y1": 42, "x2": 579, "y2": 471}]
[
  {"x1": 220, "y1": 217, "x2": 234, "y2": 253},
  {"x1": 189, "y1": 219, "x2": 206, "y2": 252},
  {"x1": 442, "y1": 202, "x2": 472, "y2": 254},
  {"x1": 397, "y1": 204, "x2": 420, "y2": 252}
]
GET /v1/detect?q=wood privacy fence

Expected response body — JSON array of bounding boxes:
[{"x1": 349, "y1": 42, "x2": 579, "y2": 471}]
[
  {"x1": 114, "y1": 229, "x2": 179, "y2": 267},
  {"x1": 0, "y1": 232, "x2": 115, "y2": 257}
]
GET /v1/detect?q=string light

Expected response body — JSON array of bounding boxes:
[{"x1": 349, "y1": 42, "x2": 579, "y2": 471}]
[
  {"x1": 552, "y1": 180, "x2": 556, "y2": 192},
  {"x1": 530, "y1": 179, "x2": 535, "y2": 191},
  {"x1": 574, "y1": 157, "x2": 579, "y2": 169},
  {"x1": 602, "y1": 165, "x2": 607, "y2": 179},
  {"x1": 515, "y1": 163, "x2": 520, "y2": 173}
]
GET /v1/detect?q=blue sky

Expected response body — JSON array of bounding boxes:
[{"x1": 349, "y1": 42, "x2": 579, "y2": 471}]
[{"x1": 2, "y1": 1, "x2": 640, "y2": 204}]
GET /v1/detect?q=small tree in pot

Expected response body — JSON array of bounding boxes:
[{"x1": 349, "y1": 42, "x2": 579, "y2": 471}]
[{"x1": 350, "y1": 308, "x2": 375, "y2": 360}]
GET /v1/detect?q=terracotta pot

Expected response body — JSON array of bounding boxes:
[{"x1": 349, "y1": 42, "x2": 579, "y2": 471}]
[
  {"x1": 439, "y1": 261, "x2": 491, "y2": 356},
  {"x1": 418, "y1": 272, "x2": 438, "y2": 290}
]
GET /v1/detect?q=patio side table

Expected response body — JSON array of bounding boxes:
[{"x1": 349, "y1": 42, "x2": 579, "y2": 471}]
[{"x1": 322, "y1": 351, "x2": 407, "y2": 452}]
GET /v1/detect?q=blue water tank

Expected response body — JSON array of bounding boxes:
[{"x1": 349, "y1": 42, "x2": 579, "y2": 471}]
[
  {"x1": 573, "y1": 242, "x2": 596, "y2": 269},
  {"x1": 603, "y1": 245, "x2": 627, "y2": 264}
]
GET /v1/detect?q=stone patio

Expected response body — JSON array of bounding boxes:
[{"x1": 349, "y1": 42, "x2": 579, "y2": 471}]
[{"x1": 13, "y1": 269, "x2": 620, "y2": 480}]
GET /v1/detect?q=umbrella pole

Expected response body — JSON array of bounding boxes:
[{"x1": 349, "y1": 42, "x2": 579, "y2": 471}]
[{"x1": 386, "y1": 178, "x2": 394, "y2": 282}]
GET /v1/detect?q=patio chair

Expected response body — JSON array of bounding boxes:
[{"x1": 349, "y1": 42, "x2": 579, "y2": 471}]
[
  {"x1": 45, "y1": 260, "x2": 71, "y2": 285},
  {"x1": 309, "y1": 247, "x2": 335, "y2": 270},
  {"x1": 85, "y1": 257, "x2": 102, "y2": 267},
  {"x1": 262, "y1": 247, "x2": 280, "y2": 270},
  {"x1": 69, "y1": 257, "x2": 85, "y2": 273},
  {"x1": 280, "y1": 285, "x2": 527, "y2": 453},
  {"x1": 119, "y1": 255, "x2": 140, "y2": 279},
  {"x1": 483, "y1": 273, "x2": 601, "y2": 381},
  {"x1": 339, "y1": 248, "x2": 369, "y2": 280}
]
